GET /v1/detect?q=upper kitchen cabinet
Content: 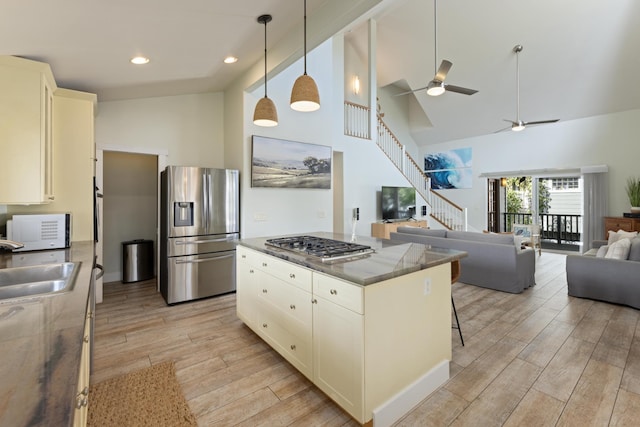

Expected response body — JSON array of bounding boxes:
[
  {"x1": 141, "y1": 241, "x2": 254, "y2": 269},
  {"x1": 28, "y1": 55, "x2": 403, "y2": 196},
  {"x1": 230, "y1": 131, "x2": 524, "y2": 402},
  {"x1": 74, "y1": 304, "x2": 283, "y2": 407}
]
[
  {"x1": 8, "y1": 88, "x2": 97, "y2": 242},
  {"x1": 0, "y1": 55, "x2": 57, "y2": 204}
]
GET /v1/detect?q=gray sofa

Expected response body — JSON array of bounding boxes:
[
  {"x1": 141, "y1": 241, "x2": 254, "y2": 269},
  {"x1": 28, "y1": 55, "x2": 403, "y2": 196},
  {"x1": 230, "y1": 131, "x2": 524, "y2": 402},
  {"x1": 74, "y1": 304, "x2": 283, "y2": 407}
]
[
  {"x1": 389, "y1": 227, "x2": 536, "y2": 293},
  {"x1": 566, "y1": 237, "x2": 640, "y2": 309}
]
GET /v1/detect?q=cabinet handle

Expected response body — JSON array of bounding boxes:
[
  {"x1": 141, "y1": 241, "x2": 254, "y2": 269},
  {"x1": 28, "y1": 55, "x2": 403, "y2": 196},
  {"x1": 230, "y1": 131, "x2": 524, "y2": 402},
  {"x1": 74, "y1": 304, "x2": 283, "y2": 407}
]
[
  {"x1": 330, "y1": 289, "x2": 338, "y2": 295},
  {"x1": 312, "y1": 299, "x2": 317, "y2": 304},
  {"x1": 83, "y1": 336, "x2": 89, "y2": 343},
  {"x1": 48, "y1": 196, "x2": 55, "y2": 201},
  {"x1": 290, "y1": 344, "x2": 296, "y2": 351},
  {"x1": 262, "y1": 262, "x2": 268, "y2": 267},
  {"x1": 289, "y1": 273, "x2": 296, "y2": 279},
  {"x1": 242, "y1": 254, "x2": 247, "y2": 259},
  {"x1": 262, "y1": 289, "x2": 268, "y2": 293},
  {"x1": 290, "y1": 304, "x2": 296, "y2": 310},
  {"x1": 262, "y1": 323, "x2": 268, "y2": 328},
  {"x1": 76, "y1": 397, "x2": 88, "y2": 409},
  {"x1": 249, "y1": 269, "x2": 254, "y2": 274}
]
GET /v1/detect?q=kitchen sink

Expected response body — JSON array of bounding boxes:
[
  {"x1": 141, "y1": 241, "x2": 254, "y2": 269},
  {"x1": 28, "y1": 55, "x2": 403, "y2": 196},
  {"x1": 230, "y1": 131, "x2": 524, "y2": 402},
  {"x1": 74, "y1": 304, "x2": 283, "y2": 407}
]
[{"x1": 0, "y1": 262, "x2": 78, "y2": 300}]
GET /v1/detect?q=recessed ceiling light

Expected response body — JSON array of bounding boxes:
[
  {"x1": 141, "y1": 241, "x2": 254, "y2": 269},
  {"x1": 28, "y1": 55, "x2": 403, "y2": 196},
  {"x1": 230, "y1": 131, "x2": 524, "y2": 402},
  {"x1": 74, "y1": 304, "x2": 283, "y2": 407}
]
[
  {"x1": 224, "y1": 56, "x2": 238, "y2": 64},
  {"x1": 130, "y1": 56, "x2": 150, "y2": 65}
]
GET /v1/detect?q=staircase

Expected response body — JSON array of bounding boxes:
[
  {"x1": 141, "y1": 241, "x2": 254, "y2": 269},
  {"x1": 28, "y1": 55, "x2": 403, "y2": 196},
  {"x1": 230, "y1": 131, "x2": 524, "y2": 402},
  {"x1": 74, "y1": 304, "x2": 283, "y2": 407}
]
[{"x1": 344, "y1": 101, "x2": 467, "y2": 230}]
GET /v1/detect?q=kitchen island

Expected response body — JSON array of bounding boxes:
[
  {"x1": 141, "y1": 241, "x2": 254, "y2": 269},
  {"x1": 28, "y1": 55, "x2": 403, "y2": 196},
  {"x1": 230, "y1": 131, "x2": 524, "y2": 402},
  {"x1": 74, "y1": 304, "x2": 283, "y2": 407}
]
[
  {"x1": 0, "y1": 242, "x2": 95, "y2": 427},
  {"x1": 236, "y1": 232, "x2": 466, "y2": 426}
]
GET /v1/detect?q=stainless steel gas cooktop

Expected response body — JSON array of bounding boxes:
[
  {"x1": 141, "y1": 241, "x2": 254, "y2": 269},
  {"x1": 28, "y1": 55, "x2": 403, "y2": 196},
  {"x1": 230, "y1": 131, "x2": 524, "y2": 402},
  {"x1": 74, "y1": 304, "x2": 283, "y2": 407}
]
[{"x1": 265, "y1": 236, "x2": 374, "y2": 262}]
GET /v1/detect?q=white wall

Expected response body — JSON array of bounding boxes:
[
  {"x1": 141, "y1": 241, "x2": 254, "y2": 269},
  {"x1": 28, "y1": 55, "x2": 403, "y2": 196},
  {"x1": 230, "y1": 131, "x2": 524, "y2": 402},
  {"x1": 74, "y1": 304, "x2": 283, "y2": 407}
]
[
  {"x1": 96, "y1": 92, "x2": 225, "y2": 168},
  {"x1": 236, "y1": 36, "x2": 428, "y2": 239},
  {"x1": 240, "y1": 41, "x2": 335, "y2": 238},
  {"x1": 421, "y1": 108, "x2": 640, "y2": 230}
]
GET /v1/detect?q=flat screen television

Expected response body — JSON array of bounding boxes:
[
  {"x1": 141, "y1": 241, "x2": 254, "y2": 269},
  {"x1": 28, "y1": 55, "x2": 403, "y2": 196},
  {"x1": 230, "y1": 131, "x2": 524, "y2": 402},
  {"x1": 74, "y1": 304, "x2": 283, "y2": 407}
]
[{"x1": 381, "y1": 186, "x2": 416, "y2": 221}]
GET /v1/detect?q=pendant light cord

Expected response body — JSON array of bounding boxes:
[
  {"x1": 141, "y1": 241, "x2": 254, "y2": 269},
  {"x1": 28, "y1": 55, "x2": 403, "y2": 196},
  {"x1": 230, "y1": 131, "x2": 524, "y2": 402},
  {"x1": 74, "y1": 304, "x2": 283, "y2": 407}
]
[
  {"x1": 303, "y1": 0, "x2": 308, "y2": 76},
  {"x1": 263, "y1": 18, "x2": 268, "y2": 97}
]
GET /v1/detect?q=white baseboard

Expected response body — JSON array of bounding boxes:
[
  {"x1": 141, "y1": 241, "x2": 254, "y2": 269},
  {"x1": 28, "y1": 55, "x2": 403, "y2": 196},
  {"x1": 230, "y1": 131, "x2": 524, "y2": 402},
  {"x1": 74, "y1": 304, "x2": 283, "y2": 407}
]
[
  {"x1": 372, "y1": 360, "x2": 449, "y2": 427},
  {"x1": 103, "y1": 271, "x2": 121, "y2": 284}
]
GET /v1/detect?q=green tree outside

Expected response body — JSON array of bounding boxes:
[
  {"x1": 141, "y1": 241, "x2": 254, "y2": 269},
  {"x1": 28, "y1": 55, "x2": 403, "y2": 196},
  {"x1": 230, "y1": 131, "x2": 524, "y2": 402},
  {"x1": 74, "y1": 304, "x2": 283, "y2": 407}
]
[{"x1": 505, "y1": 177, "x2": 552, "y2": 230}]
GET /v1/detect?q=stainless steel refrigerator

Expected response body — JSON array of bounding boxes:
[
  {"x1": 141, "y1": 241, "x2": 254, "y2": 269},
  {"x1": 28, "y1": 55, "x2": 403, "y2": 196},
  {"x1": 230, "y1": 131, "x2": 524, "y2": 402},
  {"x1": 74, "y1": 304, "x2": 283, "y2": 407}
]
[{"x1": 160, "y1": 166, "x2": 239, "y2": 304}]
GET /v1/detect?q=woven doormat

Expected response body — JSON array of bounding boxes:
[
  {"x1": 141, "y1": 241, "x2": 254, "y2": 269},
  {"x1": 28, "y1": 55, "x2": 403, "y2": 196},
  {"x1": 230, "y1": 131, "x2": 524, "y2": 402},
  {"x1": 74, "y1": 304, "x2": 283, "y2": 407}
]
[{"x1": 87, "y1": 361, "x2": 197, "y2": 427}]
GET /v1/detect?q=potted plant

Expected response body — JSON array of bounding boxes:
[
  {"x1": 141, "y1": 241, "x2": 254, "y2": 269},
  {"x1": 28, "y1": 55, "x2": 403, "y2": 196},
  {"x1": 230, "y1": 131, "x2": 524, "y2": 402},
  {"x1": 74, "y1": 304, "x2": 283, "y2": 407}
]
[{"x1": 626, "y1": 177, "x2": 640, "y2": 213}]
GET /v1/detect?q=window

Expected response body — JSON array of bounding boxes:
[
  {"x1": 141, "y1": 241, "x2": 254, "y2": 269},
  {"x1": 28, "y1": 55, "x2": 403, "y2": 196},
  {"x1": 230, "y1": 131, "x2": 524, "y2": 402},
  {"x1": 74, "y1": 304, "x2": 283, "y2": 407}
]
[{"x1": 551, "y1": 177, "x2": 579, "y2": 190}]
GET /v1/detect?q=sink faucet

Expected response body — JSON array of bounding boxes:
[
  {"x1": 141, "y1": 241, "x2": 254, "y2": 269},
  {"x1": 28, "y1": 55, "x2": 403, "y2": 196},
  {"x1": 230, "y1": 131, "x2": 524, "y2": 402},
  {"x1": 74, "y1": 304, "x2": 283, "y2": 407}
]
[{"x1": 0, "y1": 240, "x2": 24, "y2": 250}]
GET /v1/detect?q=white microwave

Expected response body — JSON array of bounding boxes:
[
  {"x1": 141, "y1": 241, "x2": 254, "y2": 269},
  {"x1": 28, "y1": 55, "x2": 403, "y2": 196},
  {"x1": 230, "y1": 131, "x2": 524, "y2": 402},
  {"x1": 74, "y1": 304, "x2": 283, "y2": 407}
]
[{"x1": 7, "y1": 214, "x2": 71, "y2": 252}]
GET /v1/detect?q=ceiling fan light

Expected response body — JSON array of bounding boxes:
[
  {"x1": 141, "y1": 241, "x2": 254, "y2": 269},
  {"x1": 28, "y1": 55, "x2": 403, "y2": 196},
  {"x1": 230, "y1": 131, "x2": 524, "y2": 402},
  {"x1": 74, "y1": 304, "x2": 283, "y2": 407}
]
[
  {"x1": 253, "y1": 96, "x2": 278, "y2": 127},
  {"x1": 290, "y1": 74, "x2": 320, "y2": 111},
  {"x1": 426, "y1": 82, "x2": 445, "y2": 96},
  {"x1": 512, "y1": 123, "x2": 525, "y2": 132}
]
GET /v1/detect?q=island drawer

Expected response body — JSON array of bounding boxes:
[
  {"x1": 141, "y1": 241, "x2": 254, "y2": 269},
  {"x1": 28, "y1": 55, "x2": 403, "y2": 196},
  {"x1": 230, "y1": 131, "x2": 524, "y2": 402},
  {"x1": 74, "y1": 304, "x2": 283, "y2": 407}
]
[
  {"x1": 253, "y1": 299, "x2": 312, "y2": 378},
  {"x1": 313, "y1": 273, "x2": 363, "y2": 314},
  {"x1": 237, "y1": 246, "x2": 312, "y2": 292},
  {"x1": 257, "y1": 273, "x2": 312, "y2": 328}
]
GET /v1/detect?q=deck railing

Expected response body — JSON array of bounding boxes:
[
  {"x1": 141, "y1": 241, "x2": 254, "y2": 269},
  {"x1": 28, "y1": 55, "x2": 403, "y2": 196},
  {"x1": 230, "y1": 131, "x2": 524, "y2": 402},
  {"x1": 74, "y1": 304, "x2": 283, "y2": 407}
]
[{"x1": 502, "y1": 212, "x2": 582, "y2": 245}]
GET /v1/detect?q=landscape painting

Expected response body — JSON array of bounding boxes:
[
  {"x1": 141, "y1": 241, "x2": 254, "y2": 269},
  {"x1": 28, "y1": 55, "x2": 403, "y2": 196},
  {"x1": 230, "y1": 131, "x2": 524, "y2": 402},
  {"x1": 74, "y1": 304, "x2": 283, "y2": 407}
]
[
  {"x1": 424, "y1": 147, "x2": 473, "y2": 189},
  {"x1": 251, "y1": 135, "x2": 331, "y2": 189}
]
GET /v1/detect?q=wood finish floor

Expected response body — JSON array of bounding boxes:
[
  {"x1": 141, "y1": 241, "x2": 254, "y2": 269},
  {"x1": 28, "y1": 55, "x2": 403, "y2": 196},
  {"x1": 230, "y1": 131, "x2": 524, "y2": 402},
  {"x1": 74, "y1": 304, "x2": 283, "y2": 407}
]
[{"x1": 92, "y1": 252, "x2": 640, "y2": 426}]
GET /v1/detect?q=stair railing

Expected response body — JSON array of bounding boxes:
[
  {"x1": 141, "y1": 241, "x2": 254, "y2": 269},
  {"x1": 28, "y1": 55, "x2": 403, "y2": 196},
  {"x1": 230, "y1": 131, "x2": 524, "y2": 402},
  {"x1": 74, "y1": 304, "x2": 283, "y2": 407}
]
[{"x1": 344, "y1": 101, "x2": 467, "y2": 230}]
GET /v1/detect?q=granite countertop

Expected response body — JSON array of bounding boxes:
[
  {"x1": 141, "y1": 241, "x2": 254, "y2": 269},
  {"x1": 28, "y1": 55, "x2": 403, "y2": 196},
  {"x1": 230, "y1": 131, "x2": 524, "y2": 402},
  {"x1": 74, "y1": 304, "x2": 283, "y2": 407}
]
[
  {"x1": 0, "y1": 241, "x2": 95, "y2": 427},
  {"x1": 238, "y1": 232, "x2": 467, "y2": 286}
]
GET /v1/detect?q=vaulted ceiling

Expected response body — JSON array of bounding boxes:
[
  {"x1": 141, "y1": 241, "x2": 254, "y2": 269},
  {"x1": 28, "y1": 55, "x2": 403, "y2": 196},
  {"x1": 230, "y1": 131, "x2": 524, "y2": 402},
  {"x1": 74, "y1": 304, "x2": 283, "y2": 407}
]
[
  {"x1": 348, "y1": 0, "x2": 640, "y2": 145},
  {"x1": 3, "y1": 0, "x2": 639, "y2": 146}
]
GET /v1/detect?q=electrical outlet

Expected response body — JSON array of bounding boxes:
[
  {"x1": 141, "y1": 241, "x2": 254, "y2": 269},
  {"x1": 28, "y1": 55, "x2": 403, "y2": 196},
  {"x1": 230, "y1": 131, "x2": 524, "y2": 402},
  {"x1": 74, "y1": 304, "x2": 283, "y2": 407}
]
[
  {"x1": 253, "y1": 213, "x2": 268, "y2": 222},
  {"x1": 424, "y1": 278, "x2": 432, "y2": 295}
]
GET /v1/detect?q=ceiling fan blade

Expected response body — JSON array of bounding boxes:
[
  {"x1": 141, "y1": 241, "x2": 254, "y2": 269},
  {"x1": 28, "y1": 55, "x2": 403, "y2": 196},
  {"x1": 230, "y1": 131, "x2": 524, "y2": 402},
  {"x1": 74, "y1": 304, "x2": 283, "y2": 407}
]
[
  {"x1": 394, "y1": 85, "x2": 430, "y2": 96},
  {"x1": 434, "y1": 60, "x2": 452, "y2": 82},
  {"x1": 494, "y1": 119, "x2": 517, "y2": 133},
  {"x1": 445, "y1": 84, "x2": 478, "y2": 95},
  {"x1": 493, "y1": 126, "x2": 513, "y2": 133},
  {"x1": 523, "y1": 119, "x2": 560, "y2": 126}
]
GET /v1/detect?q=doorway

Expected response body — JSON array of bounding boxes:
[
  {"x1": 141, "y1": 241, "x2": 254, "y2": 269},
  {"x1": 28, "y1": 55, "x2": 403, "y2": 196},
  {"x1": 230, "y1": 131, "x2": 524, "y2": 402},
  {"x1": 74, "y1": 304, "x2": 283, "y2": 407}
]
[
  {"x1": 103, "y1": 152, "x2": 158, "y2": 283},
  {"x1": 488, "y1": 175, "x2": 583, "y2": 251},
  {"x1": 95, "y1": 145, "x2": 167, "y2": 303}
]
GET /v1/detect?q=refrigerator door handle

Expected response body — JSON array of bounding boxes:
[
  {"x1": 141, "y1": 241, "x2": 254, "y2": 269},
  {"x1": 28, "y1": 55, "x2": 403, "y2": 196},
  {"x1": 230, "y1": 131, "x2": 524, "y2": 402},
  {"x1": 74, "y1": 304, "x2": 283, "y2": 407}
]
[
  {"x1": 202, "y1": 172, "x2": 209, "y2": 231},
  {"x1": 175, "y1": 254, "x2": 235, "y2": 264},
  {"x1": 175, "y1": 237, "x2": 234, "y2": 245}
]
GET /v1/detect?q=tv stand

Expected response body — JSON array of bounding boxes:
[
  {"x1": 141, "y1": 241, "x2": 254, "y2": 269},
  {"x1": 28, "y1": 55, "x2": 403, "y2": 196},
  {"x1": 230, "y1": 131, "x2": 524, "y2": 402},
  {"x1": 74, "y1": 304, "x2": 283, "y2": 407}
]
[{"x1": 371, "y1": 220, "x2": 427, "y2": 240}]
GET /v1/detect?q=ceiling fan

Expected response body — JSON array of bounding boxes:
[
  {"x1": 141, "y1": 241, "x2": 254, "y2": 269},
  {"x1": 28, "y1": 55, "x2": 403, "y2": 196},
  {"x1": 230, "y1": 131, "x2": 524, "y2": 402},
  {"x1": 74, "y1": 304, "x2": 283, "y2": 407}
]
[
  {"x1": 396, "y1": 0, "x2": 477, "y2": 97},
  {"x1": 497, "y1": 45, "x2": 559, "y2": 132}
]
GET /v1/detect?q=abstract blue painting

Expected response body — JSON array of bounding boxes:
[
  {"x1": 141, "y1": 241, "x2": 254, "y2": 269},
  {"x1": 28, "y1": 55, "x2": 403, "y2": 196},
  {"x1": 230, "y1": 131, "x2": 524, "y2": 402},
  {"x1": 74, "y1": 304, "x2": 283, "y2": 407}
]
[{"x1": 424, "y1": 147, "x2": 472, "y2": 189}]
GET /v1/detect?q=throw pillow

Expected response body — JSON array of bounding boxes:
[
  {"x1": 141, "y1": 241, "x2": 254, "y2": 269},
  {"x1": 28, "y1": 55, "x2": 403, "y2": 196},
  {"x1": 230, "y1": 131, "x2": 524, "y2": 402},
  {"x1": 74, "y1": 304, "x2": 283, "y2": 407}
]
[
  {"x1": 628, "y1": 237, "x2": 640, "y2": 262},
  {"x1": 608, "y1": 230, "x2": 639, "y2": 245},
  {"x1": 605, "y1": 238, "x2": 632, "y2": 260},
  {"x1": 595, "y1": 245, "x2": 609, "y2": 258},
  {"x1": 513, "y1": 225, "x2": 532, "y2": 238}
]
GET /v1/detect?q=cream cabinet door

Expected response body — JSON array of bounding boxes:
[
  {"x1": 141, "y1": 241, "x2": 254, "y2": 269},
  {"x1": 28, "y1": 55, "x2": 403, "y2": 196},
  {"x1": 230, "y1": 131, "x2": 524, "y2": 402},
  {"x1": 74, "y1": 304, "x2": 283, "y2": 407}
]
[
  {"x1": 73, "y1": 300, "x2": 91, "y2": 427},
  {"x1": 0, "y1": 56, "x2": 56, "y2": 204},
  {"x1": 312, "y1": 294, "x2": 364, "y2": 422}
]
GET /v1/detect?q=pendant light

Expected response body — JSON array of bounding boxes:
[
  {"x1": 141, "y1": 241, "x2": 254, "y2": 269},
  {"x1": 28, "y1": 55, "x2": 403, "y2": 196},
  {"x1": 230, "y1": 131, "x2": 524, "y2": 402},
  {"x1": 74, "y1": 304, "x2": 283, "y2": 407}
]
[
  {"x1": 253, "y1": 14, "x2": 278, "y2": 127},
  {"x1": 290, "y1": 0, "x2": 320, "y2": 112}
]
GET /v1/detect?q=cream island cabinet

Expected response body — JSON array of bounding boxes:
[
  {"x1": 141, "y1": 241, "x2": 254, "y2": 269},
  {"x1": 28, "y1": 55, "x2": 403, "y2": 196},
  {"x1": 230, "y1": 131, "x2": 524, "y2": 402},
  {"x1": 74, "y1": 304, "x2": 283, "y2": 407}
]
[
  {"x1": 0, "y1": 55, "x2": 57, "y2": 204},
  {"x1": 236, "y1": 234, "x2": 466, "y2": 426}
]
